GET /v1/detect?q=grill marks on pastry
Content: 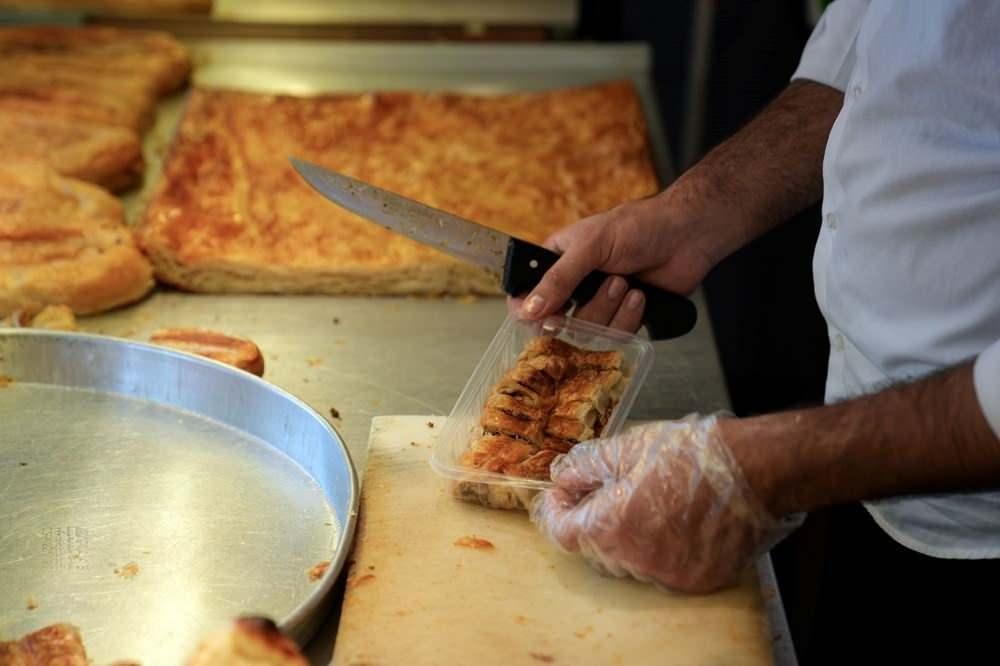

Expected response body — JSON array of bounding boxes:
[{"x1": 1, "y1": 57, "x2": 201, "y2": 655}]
[{"x1": 464, "y1": 335, "x2": 626, "y2": 481}]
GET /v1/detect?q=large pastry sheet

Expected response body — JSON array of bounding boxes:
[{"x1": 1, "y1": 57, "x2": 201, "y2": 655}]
[{"x1": 136, "y1": 81, "x2": 659, "y2": 296}]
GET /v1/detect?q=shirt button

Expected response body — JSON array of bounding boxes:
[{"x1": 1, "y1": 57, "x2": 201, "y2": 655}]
[{"x1": 825, "y1": 212, "x2": 838, "y2": 229}]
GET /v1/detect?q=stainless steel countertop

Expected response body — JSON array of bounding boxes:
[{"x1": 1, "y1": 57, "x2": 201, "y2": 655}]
[
  {"x1": 95, "y1": 39, "x2": 793, "y2": 664},
  {"x1": 80, "y1": 292, "x2": 727, "y2": 476}
]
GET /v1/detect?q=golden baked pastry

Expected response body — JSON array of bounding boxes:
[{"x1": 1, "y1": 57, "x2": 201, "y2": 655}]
[
  {"x1": 136, "y1": 81, "x2": 659, "y2": 295},
  {"x1": 0, "y1": 304, "x2": 78, "y2": 331},
  {"x1": 186, "y1": 617, "x2": 308, "y2": 666},
  {"x1": 0, "y1": 27, "x2": 191, "y2": 137},
  {"x1": 0, "y1": 87, "x2": 152, "y2": 135},
  {"x1": 0, "y1": 161, "x2": 154, "y2": 316},
  {"x1": 0, "y1": 26, "x2": 191, "y2": 97},
  {"x1": 0, "y1": 108, "x2": 143, "y2": 191},
  {"x1": 456, "y1": 335, "x2": 627, "y2": 509},
  {"x1": 150, "y1": 327, "x2": 266, "y2": 376},
  {"x1": 0, "y1": 623, "x2": 89, "y2": 665}
]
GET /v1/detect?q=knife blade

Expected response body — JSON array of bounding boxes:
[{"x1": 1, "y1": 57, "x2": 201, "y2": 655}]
[{"x1": 290, "y1": 157, "x2": 697, "y2": 340}]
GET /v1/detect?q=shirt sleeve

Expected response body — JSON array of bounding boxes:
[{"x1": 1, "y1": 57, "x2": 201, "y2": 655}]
[
  {"x1": 791, "y1": 0, "x2": 869, "y2": 92},
  {"x1": 974, "y1": 338, "x2": 1000, "y2": 438}
]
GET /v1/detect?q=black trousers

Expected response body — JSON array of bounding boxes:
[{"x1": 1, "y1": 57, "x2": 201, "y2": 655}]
[{"x1": 778, "y1": 502, "x2": 999, "y2": 664}]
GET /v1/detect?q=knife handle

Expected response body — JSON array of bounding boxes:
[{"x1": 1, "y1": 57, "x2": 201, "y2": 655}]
[{"x1": 502, "y1": 238, "x2": 697, "y2": 340}]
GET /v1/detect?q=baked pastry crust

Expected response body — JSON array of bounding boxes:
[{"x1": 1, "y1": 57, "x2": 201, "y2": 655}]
[
  {"x1": 458, "y1": 335, "x2": 627, "y2": 509},
  {"x1": 136, "y1": 82, "x2": 659, "y2": 295},
  {"x1": 0, "y1": 161, "x2": 154, "y2": 316},
  {"x1": 0, "y1": 26, "x2": 191, "y2": 97},
  {"x1": 0, "y1": 623, "x2": 89, "y2": 665},
  {"x1": 1, "y1": 108, "x2": 143, "y2": 191},
  {"x1": 150, "y1": 327, "x2": 266, "y2": 376}
]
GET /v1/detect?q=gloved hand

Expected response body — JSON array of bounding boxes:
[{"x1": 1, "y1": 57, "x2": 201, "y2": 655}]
[{"x1": 530, "y1": 413, "x2": 801, "y2": 593}]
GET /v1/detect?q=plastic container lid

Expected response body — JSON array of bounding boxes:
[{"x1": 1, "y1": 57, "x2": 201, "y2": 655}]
[{"x1": 431, "y1": 314, "x2": 654, "y2": 500}]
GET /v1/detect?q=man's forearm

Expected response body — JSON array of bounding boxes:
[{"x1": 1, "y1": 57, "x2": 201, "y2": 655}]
[
  {"x1": 724, "y1": 362, "x2": 1000, "y2": 516},
  {"x1": 659, "y1": 80, "x2": 843, "y2": 263}
]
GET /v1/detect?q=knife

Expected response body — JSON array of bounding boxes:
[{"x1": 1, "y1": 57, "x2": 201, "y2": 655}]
[{"x1": 290, "y1": 158, "x2": 697, "y2": 340}]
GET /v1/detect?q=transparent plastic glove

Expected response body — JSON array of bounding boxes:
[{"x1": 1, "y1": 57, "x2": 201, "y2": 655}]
[{"x1": 530, "y1": 413, "x2": 802, "y2": 593}]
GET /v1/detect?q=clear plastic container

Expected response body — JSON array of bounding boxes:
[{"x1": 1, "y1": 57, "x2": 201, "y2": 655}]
[{"x1": 431, "y1": 314, "x2": 655, "y2": 510}]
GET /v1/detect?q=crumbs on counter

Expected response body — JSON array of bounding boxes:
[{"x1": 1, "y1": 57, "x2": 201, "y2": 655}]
[
  {"x1": 329, "y1": 407, "x2": 341, "y2": 420},
  {"x1": 306, "y1": 357, "x2": 323, "y2": 367},
  {"x1": 19, "y1": 462, "x2": 27, "y2": 467},
  {"x1": 529, "y1": 654, "x2": 555, "y2": 663},
  {"x1": 308, "y1": 560, "x2": 330, "y2": 582},
  {"x1": 332, "y1": 317, "x2": 341, "y2": 325},
  {"x1": 26, "y1": 596, "x2": 38, "y2": 610},
  {"x1": 454, "y1": 536, "x2": 494, "y2": 550},
  {"x1": 350, "y1": 573, "x2": 375, "y2": 588},
  {"x1": 115, "y1": 562, "x2": 139, "y2": 579},
  {"x1": 0, "y1": 375, "x2": 14, "y2": 388},
  {"x1": 410, "y1": 441, "x2": 419, "y2": 447},
  {"x1": 426, "y1": 421, "x2": 434, "y2": 428}
]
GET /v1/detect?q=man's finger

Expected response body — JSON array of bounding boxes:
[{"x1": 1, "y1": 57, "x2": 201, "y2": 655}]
[
  {"x1": 530, "y1": 486, "x2": 586, "y2": 552},
  {"x1": 519, "y1": 243, "x2": 601, "y2": 321},
  {"x1": 607, "y1": 289, "x2": 645, "y2": 333},
  {"x1": 573, "y1": 275, "x2": 629, "y2": 327},
  {"x1": 548, "y1": 440, "x2": 615, "y2": 494}
]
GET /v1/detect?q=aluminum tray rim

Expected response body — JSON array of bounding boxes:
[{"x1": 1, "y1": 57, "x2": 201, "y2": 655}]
[{"x1": 0, "y1": 329, "x2": 360, "y2": 645}]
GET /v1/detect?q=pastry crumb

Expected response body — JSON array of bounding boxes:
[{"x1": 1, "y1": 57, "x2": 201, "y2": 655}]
[
  {"x1": 426, "y1": 421, "x2": 434, "y2": 428},
  {"x1": 332, "y1": 317, "x2": 341, "y2": 325},
  {"x1": 529, "y1": 653, "x2": 555, "y2": 663},
  {"x1": 349, "y1": 573, "x2": 376, "y2": 588},
  {"x1": 329, "y1": 407, "x2": 341, "y2": 420},
  {"x1": 308, "y1": 560, "x2": 330, "y2": 581},
  {"x1": 26, "y1": 596, "x2": 38, "y2": 610},
  {"x1": 0, "y1": 375, "x2": 14, "y2": 388},
  {"x1": 454, "y1": 535, "x2": 494, "y2": 550},
  {"x1": 115, "y1": 562, "x2": 139, "y2": 579},
  {"x1": 306, "y1": 357, "x2": 323, "y2": 367}
]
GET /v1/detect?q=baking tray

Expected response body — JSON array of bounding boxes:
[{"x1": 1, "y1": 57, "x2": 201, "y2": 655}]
[{"x1": 0, "y1": 331, "x2": 358, "y2": 663}]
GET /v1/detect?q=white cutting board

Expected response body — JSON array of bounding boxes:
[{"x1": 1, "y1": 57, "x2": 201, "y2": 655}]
[{"x1": 332, "y1": 416, "x2": 773, "y2": 665}]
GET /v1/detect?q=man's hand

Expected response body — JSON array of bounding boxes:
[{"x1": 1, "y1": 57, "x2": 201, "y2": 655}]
[
  {"x1": 531, "y1": 414, "x2": 795, "y2": 593},
  {"x1": 511, "y1": 194, "x2": 719, "y2": 332},
  {"x1": 512, "y1": 80, "x2": 843, "y2": 331}
]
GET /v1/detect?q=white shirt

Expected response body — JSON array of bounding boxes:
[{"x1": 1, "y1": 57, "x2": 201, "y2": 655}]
[{"x1": 793, "y1": 0, "x2": 1000, "y2": 558}]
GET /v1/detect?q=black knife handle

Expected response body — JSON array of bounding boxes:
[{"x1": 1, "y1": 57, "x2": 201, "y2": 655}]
[{"x1": 502, "y1": 237, "x2": 697, "y2": 340}]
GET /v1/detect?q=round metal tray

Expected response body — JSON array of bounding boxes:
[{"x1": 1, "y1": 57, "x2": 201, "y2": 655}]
[{"x1": 0, "y1": 331, "x2": 358, "y2": 662}]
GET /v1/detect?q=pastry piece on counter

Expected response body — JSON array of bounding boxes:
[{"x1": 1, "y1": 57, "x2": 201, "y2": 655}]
[
  {"x1": 0, "y1": 26, "x2": 191, "y2": 135},
  {"x1": 0, "y1": 65, "x2": 158, "y2": 133},
  {"x1": 150, "y1": 328, "x2": 265, "y2": 376},
  {"x1": 457, "y1": 335, "x2": 627, "y2": 509},
  {"x1": 0, "y1": 88, "x2": 153, "y2": 136},
  {"x1": 0, "y1": 25, "x2": 191, "y2": 97},
  {"x1": 1, "y1": 109, "x2": 143, "y2": 191},
  {"x1": 0, "y1": 304, "x2": 78, "y2": 331},
  {"x1": 186, "y1": 617, "x2": 307, "y2": 666},
  {"x1": 0, "y1": 161, "x2": 154, "y2": 317},
  {"x1": 0, "y1": 623, "x2": 89, "y2": 665},
  {"x1": 136, "y1": 81, "x2": 658, "y2": 296}
]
